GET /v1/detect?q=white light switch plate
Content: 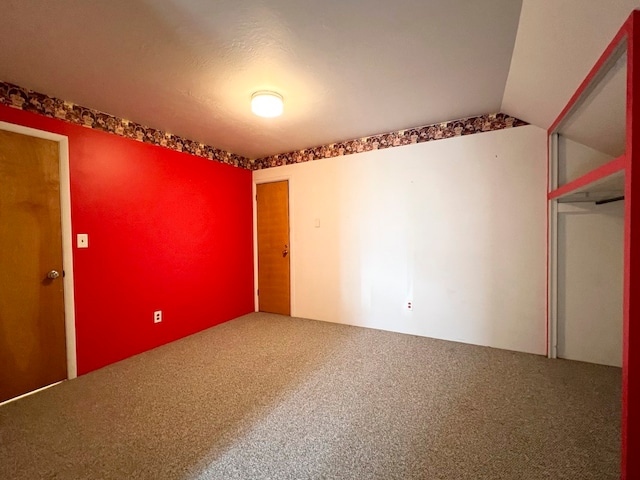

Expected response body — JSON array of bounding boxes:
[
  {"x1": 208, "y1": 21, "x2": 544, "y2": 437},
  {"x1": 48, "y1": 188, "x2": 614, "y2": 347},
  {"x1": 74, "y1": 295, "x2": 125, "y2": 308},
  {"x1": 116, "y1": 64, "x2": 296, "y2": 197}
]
[{"x1": 77, "y1": 234, "x2": 88, "y2": 248}]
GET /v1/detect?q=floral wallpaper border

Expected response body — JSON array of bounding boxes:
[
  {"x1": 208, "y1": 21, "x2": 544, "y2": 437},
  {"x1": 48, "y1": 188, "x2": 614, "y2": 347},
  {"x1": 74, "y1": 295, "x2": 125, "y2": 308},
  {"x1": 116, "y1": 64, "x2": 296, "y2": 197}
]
[
  {"x1": 0, "y1": 81, "x2": 250, "y2": 168},
  {"x1": 250, "y1": 113, "x2": 528, "y2": 170},
  {"x1": 1, "y1": 81, "x2": 527, "y2": 171}
]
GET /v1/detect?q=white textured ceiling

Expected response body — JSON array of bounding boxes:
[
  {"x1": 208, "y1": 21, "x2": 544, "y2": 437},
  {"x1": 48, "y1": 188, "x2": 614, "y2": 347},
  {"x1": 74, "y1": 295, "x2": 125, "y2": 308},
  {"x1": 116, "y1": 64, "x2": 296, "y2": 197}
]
[
  {"x1": 502, "y1": 0, "x2": 640, "y2": 132},
  {"x1": 0, "y1": 0, "x2": 522, "y2": 159},
  {"x1": 3, "y1": 1, "x2": 640, "y2": 160}
]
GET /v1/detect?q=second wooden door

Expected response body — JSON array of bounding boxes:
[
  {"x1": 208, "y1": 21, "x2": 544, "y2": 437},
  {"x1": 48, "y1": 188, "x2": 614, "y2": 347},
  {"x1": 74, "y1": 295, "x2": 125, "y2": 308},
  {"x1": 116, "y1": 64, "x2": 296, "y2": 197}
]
[{"x1": 256, "y1": 181, "x2": 291, "y2": 315}]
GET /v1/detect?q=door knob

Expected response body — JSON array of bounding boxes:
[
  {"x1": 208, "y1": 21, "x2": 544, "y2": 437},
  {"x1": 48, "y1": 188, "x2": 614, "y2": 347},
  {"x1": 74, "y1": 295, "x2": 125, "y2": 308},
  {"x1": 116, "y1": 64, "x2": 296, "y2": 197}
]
[
  {"x1": 47, "y1": 270, "x2": 60, "y2": 280},
  {"x1": 282, "y1": 245, "x2": 289, "y2": 257}
]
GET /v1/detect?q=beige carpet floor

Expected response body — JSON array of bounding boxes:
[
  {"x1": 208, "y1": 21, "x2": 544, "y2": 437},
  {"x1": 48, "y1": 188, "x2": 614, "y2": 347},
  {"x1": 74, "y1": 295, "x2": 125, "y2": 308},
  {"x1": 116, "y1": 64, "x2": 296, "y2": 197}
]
[{"x1": 0, "y1": 313, "x2": 621, "y2": 479}]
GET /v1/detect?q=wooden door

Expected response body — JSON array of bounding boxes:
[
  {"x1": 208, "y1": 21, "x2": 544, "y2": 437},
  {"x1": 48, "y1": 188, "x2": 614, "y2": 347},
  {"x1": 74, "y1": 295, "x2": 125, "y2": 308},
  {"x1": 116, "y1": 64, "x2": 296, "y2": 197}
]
[
  {"x1": 256, "y1": 181, "x2": 290, "y2": 315},
  {"x1": 0, "y1": 129, "x2": 67, "y2": 403}
]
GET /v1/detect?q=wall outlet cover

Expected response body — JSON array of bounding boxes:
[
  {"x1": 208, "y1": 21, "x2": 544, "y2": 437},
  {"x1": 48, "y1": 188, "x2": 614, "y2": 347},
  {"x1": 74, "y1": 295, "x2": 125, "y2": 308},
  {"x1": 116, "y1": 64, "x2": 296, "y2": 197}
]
[{"x1": 77, "y1": 233, "x2": 88, "y2": 248}]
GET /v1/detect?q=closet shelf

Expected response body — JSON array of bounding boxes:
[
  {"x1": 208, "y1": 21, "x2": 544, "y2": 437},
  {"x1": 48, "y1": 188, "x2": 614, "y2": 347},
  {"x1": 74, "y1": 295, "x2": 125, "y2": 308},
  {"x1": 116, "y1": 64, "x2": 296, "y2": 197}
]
[{"x1": 556, "y1": 169, "x2": 625, "y2": 203}]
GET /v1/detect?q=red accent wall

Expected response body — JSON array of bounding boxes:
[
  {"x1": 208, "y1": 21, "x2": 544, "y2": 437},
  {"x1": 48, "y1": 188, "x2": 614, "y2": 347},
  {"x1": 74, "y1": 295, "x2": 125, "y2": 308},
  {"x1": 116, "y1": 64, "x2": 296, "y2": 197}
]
[{"x1": 0, "y1": 104, "x2": 255, "y2": 375}]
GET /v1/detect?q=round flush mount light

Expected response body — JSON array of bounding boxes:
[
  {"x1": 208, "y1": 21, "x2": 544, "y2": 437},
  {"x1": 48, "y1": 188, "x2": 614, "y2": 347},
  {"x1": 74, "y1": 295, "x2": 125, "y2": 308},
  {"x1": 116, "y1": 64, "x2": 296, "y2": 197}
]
[{"x1": 251, "y1": 91, "x2": 284, "y2": 118}]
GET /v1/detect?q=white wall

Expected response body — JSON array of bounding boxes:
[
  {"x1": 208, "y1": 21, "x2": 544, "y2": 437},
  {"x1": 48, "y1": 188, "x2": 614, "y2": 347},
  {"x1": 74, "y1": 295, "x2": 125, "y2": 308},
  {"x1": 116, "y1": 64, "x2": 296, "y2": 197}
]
[
  {"x1": 557, "y1": 201, "x2": 624, "y2": 367},
  {"x1": 253, "y1": 125, "x2": 548, "y2": 355},
  {"x1": 558, "y1": 136, "x2": 614, "y2": 186}
]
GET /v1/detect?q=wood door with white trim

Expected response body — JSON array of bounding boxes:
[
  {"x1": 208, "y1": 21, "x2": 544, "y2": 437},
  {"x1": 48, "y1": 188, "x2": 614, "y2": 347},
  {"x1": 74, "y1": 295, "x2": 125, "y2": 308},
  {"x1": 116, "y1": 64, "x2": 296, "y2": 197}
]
[
  {"x1": 0, "y1": 129, "x2": 67, "y2": 402},
  {"x1": 257, "y1": 181, "x2": 291, "y2": 315}
]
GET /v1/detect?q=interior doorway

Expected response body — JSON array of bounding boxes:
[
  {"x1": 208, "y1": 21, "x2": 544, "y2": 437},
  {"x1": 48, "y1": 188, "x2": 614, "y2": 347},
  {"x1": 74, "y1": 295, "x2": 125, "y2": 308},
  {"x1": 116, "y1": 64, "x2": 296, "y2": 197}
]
[
  {"x1": 0, "y1": 122, "x2": 76, "y2": 403},
  {"x1": 256, "y1": 180, "x2": 291, "y2": 315},
  {"x1": 556, "y1": 200, "x2": 624, "y2": 367}
]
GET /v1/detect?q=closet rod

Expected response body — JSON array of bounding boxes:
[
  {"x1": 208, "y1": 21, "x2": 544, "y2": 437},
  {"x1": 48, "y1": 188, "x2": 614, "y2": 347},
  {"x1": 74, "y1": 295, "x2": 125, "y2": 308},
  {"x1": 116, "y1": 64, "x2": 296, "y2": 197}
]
[{"x1": 595, "y1": 195, "x2": 625, "y2": 205}]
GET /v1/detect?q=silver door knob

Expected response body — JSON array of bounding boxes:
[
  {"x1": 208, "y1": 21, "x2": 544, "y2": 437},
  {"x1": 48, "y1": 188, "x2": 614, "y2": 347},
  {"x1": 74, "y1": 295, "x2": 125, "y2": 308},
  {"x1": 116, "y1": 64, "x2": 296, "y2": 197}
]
[{"x1": 47, "y1": 270, "x2": 60, "y2": 280}]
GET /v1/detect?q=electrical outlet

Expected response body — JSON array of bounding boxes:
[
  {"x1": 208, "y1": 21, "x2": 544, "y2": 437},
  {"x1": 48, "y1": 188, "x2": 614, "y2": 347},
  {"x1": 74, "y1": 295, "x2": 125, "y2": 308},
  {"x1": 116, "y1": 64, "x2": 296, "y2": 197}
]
[
  {"x1": 154, "y1": 310, "x2": 162, "y2": 323},
  {"x1": 406, "y1": 301, "x2": 413, "y2": 311}
]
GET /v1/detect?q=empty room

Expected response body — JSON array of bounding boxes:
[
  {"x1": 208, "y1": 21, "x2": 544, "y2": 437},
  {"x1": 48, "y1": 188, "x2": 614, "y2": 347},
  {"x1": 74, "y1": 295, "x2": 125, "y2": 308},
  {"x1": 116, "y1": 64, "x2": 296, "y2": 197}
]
[{"x1": 1, "y1": 1, "x2": 639, "y2": 479}]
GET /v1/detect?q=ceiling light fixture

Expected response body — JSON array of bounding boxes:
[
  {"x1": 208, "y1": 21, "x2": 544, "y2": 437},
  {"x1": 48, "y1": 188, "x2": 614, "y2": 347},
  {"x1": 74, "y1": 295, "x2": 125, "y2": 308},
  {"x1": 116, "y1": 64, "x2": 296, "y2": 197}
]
[{"x1": 251, "y1": 91, "x2": 284, "y2": 118}]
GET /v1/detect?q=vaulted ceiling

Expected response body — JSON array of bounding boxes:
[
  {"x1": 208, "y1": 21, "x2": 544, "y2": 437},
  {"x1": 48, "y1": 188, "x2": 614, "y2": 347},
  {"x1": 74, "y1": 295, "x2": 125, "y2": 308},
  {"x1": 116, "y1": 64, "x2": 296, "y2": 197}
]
[
  {"x1": 1, "y1": 0, "x2": 639, "y2": 159},
  {"x1": 502, "y1": 0, "x2": 640, "y2": 130}
]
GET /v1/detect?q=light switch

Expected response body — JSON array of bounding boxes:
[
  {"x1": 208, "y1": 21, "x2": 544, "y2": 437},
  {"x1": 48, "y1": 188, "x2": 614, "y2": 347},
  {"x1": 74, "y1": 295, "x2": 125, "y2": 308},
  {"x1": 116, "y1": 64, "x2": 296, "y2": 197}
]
[
  {"x1": 314, "y1": 218, "x2": 320, "y2": 228},
  {"x1": 77, "y1": 234, "x2": 88, "y2": 248}
]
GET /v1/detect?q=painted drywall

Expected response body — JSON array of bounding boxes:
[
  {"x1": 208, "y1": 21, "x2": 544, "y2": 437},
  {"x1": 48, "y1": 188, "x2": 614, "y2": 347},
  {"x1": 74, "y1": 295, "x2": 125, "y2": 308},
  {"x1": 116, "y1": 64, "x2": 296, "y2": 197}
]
[
  {"x1": 558, "y1": 136, "x2": 615, "y2": 185},
  {"x1": 0, "y1": 104, "x2": 255, "y2": 375},
  {"x1": 557, "y1": 202, "x2": 624, "y2": 367},
  {"x1": 502, "y1": 0, "x2": 639, "y2": 129},
  {"x1": 254, "y1": 125, "x2": 547, "y2": 355},
  {"x1": 556, "y1": 52, "x2": 627, "y2": 159}
]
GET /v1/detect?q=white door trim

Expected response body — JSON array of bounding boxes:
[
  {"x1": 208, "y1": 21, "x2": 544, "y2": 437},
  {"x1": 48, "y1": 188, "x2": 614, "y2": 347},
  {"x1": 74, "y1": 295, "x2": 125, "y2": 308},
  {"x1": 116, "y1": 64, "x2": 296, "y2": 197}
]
[
  {"x1": 0, "y1": 121, "x2": 77, "y2": 380},
  {"x1": 252, "y1": 174, "x2": 295, "y2": 316}
]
